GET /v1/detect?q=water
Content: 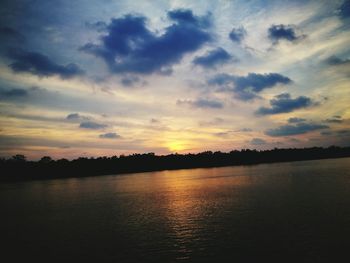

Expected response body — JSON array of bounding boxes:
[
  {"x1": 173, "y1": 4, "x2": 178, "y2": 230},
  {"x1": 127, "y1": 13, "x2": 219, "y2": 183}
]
[{"x1": 1, "y1": 158, "x2": 350, "y2": 262}]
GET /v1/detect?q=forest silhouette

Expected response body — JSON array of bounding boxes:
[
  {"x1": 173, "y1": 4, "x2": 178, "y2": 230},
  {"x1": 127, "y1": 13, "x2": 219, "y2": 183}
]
[{"x1": 1, "y1": 146, "x2": 350, "y2": 182}]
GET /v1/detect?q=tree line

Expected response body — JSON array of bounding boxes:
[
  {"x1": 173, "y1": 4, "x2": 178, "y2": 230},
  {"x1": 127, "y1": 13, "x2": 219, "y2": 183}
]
[{"x1": 1, "y1": 146, "x2": 350, "y2": 182}]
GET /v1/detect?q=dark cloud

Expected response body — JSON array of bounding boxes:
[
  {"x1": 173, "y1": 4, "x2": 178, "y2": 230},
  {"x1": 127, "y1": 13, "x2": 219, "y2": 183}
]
[
  {"x1": 325, "y1": 56, "x2": 350, "y2": 66},
  {"x1": 7, "y1": 49, "x2": 84, "y2": 79},
  {"x1": 339, "y1": 0, "x2": 350, "y2": 18},
  {"x1": 79, "y1": 121, "x2": 107, "y2": 129},
  {"x1": 265, "y1": 122, "x2": 329, "y2": 137},
  {"x1": 0, "y1": 27, "x2": 25, "y2": 42},
  {"x1": 250, "y1": 138, "x2": 266, "y2": 145},
  {"x1": 177, "y1": 98, "x2": 223, "y2": 109},
  {"x1": 324, "y1": 116, "x2": 343, "y2": 123},
  {"x1": 81, "y1": 9, "x2": 212, "y2": 75},
  {"x1": 268, "y1": 24, "x2": 302, "y2": 44},
  {"x1": 66, "y1": 113, "x2": 90, "y2": 122},
  {"x1": 99, "y1": 132, "x2": 120, "y2": 139},
  {"x1": 288, "y1": 117, "x2": 306, "y2": 123},
  {"x1": 229, "y1": 27, "x2": 246, "y2": 43},
  {"x1": 0, "y1": 88, "x2": 28, "y2": 99},
  {"x1": 208, "y1": 73, "x2": 292, "y2": 101},
  {"x1": 256, "y1": 93, "x2": 313, "y2": 115},
  {"x1": 66, "y1": 113, "x2": 80, "y2": 120},
  {"x1": 193, "y1": 48, "x2": 232, "y2": 69},
  {"x1": 120, "y1": 75, "x2": 146, "y2": 87}
]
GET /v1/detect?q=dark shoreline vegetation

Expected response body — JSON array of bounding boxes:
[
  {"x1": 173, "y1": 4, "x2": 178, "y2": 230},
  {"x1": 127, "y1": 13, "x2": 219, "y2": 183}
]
[{"x1": 1, "y1": 146, "x2": 350, "y2": 182}]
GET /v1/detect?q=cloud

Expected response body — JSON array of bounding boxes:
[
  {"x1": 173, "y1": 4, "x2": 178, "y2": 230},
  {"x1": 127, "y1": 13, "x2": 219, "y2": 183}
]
[
  {"x1": 7, "y1": 49, "x2": 84, "y2": 79},
  {"x1": 337, "y1": 129, "x2": 350, "y2": 135},
  {"x1": 339, "y1": 0, "x2": 350, "y2": 19},
  {"x1": 99, "y1": 132, "x2": 120, "y2": 139},
  {"x1": 177, "y1": 98, "x2": 223, "y2": 109},
  {"x1": 268, "y1": 24, "x2": 303, "y2": 44},
  {"x1": 0, "y1": 27, "x2": 25, "y2": 42},
  {"x1": 256, "y1": 93, "x2": 313, "y2": 115},
  {"x1": 120, "y1": 76, "x2": 147, "y2": 87},
  {"x1": 85, "y1": 21, "x2": 108, "y2": 32},
  {"x1": 237, "y1": 128, "x2": 252, "y2": 132},
  {"x1": 320, "y1": 131, "x2": 332, "y2": 136},
  {"x1": 208, "y1": 73, "x2": 292, "y2": 101},
  {"x1": 250, "y1": 138, "x2": 266, "y2": 145},
  {"x1": 265, "y1": 123, "x2": 329, "y2": 137},
  {"x1": 229, "y1": 26, "x2": 246, "y2": 43},
  {"x1": 0, "y1": 88, "x2": 28, "y2": 99},
  {"x1": 150, "y1": 118, "x2": 160, "y2": 123},
  {"x1": 66, "y1": 113, "x2": 90, "y2": 122},
  {"x1": 324, "y1": 116, "x2": 343, "y2": 123},
  {"x1": 288, "y1": 117, "x2": 306, "y2": 123},
  {"x1": 192, "y1": 48, "x2": 232, "y2": 69},
  {"x1": 79, "y1": 121, "x2": 107, "y2": 129},
  {"x1": 81, "y1": 9, "x2": 212, "y2": 75},
  {"x1": 199, "y1": 117, "x2": 224, "y2": 126},
  {"x1": 325, "y1": 56, "x2": 350, "y2": 66}
]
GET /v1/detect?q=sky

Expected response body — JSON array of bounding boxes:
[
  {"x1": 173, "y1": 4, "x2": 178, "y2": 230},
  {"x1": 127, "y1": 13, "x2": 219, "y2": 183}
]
[{"x1": 0, "y1": 0, "x2": 349, "y2": 160}]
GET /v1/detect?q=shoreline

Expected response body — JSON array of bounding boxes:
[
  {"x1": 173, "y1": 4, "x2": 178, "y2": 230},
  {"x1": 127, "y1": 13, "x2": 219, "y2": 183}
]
[{"x1": 1, "y1": 146, "x2": 350, "y2": 182}]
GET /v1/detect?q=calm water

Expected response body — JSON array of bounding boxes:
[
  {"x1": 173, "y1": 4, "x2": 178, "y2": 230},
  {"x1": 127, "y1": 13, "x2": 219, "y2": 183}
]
[{"x1": 1, "y1": 158, "x2": 350, "y2": 262}]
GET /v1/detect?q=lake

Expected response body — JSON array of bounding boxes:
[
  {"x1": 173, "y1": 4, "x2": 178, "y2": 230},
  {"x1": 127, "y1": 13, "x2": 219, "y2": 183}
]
[{"x1": 1, "y1": 158, "x2": 350, "y2": 262}]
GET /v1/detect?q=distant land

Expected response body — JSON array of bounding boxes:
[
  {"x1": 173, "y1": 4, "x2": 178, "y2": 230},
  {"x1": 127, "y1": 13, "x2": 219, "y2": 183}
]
[{"x1": 1, "y1": 146, "x2": 350, "y2": 182}]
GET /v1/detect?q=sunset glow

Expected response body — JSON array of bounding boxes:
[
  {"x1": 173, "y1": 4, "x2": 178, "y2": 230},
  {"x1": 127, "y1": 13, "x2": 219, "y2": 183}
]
[{"x1": 0, "y1": 0, "x2": 349, "y2": 159}]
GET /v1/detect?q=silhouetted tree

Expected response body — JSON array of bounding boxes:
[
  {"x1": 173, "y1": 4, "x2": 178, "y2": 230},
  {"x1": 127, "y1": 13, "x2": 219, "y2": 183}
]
[
  {"x1": 11, "y1": 154, "x2": 26, "y2": 162},
  {"x1": 39, "y1": 156, "x2": 52, "y2": 163}
]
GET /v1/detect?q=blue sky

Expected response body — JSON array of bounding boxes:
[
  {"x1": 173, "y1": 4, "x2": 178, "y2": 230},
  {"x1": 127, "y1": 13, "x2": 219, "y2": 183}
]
[{"x1": 0, "y1": 0, "x2": 349, "y2": 159}]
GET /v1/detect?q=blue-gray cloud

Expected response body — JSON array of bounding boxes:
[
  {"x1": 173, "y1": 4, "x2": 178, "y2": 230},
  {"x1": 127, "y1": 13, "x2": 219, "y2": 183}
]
[
  {"x1": 85, "y1": 21, "x2": 108, "y2": 32},
  {"x1": 0, "y1": 27, "x2": 25, "y2": 43},
  {"x1": 177, "y1": 98, "x2": 223, "y2": 109},
  {"x1": 229, "y1": 27, "x2": 246, "y2": 43},
  {"x1": 325, "y1": 56, "x2": 350, "y2": 65},
  {"x1": 268, "y1": 24, "x2": 302, "y2": 44},
  {"x1": 99, "y1": 132, "x2": 120, "y2": 139},
  {"x1": 208, "y1": 73, "x2": 292, "y2": 101},
  {"x1": 339, "y1": 0, "x2": 350, "y2": 18},
  {"x1": 193, "y1": 48, "x2": 232, "y2": 69},
  {"x1": 66, "y1": 113, "x2": 90, "y2": 122},
  {"x1": 256, "y1": 93, "x2": 313, "y2": 115},
  {"x1": 250, "y1": 138, "x2": 266, "y2": 145},
  {"x1": 288, "y1": 117, "x2": 306, "y2": 123},
  {"x1": 79, "y1": 121, "x2": 107, "y2": 129},
  {"x1": 81, "y1": 9, "x2": 212, "y2": 75},
  {"x1": 120, "y1": 75, "x2": 141, "y2": 87},
  {"x1": 0, "y1": 87, "x2": 28, "y2": 99},
  {"x1": 6, "y1": 49, "x2": 84, "y2": 79},
  {"x1": 265, "y1": 123, "x2": 329, "y2": 137}
]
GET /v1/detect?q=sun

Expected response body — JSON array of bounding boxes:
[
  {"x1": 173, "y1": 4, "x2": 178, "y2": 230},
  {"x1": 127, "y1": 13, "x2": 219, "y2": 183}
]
[{"x1": 167, "y1": 140, "x2": 188, "y2": 153}]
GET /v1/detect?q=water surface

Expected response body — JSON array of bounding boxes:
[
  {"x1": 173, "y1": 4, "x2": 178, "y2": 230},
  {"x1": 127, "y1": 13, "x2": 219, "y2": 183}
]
[{"x1": 1, "y1": 158, "x2": 350, "y2": 262}]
